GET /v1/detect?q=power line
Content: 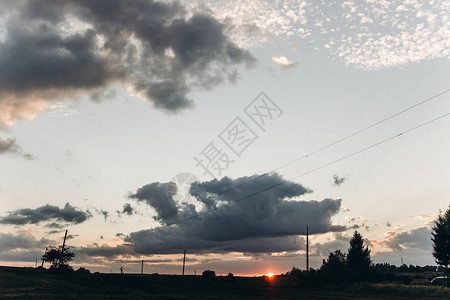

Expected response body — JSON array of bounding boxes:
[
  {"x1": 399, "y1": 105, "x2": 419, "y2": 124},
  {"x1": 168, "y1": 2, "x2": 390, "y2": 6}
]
[
  {"x1": 153, "y1": 89, "x2": 450, "y2": 223},
  {"x1": 107, "y1": 89, "x2": 449, "y2": 235},
  {"x1": 162, "y1": 111, "x2": 449, "y2": 228},
  {"x1": 115, "y1": 110, "x2": 449, "y2": 237},
  {"x1": 192, "y1": 89, "x2": 450, "y2": 196},
  {"x1": 181, "y1": 215, "x2": 437, "y2": 255}
]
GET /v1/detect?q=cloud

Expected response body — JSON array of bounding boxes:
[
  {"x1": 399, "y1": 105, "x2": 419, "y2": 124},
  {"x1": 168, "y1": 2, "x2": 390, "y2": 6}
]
[
  {"x1": 129, "y1": 182, "x2": 178, "y2": 223},
  {"x1": 312, "y1": 233, "x2": 351, "y2": 256},
  {"x1": 100, "y1": 210, "x2": 109, "y2": 222},
  {"x1": 66, "y1": 234, "x2": 78, "y2": 240},
  {"x1": 374, "y1": 227, "x2": 432, "y2": 252},
  {"x1": 0, "y1": 137, "x2": 17, "y2": 153},
  {"x1": 272, "y1": 56, "x2": 297, "y2": 68},
  {"x1": 0, "y1": 137, "x2": 35, "y2": 159},
  {"x1": 77, "y1": 243, "x2": 135, "y2": 258},
  {"x1": 45, "y1": 222, "x2": 64, "y2": 229},
  {"x1": 196, "y1": 0, "x2": 449, "y2": 69},
  {"x1": 0, "y1": 202, "x2": 91, "y2": 225},
  {"x1": 0, "y1": 232, "x2": 50, "y2": 251},
  {"x1": 0, "y1": 0, "x2": 255, "y2": 128},
  {"x1": 333, "y1": 175, "x2": 346, "y2": 186},
  {"x1": 312, "y1": 231, "x2": 374, "y2": 257},
  {"x1": 122, "y1": 203, "x2": 134, "y2": 216},
  {"x1": 0, "y1": 232, "x2": 52, "y2": 262},
  {"x1": 85, "y1": 173, "x2": 345, "y2": 257}
]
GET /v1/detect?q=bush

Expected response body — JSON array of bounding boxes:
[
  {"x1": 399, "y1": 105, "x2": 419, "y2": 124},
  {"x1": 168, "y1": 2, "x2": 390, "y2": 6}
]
[
  {"x1": 75, "y1": 267, "x2": 91, "y2": 274},
  {"x1": 49, "y1": 264, "x2": 74, "y2": 273},
  {"x1": 202, "y1": 270, "x2": 216, "y2": 279}
]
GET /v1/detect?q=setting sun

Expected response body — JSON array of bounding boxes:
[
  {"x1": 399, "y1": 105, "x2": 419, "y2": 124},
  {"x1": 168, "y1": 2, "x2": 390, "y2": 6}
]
[{"x1": 267, "y1": 273, "x2": 274, "y2": 278}]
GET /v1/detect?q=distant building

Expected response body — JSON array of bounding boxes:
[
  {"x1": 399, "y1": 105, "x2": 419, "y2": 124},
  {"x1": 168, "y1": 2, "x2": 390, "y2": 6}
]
[{"x1": 410, "y1": 278, "x2": 430, "y2": 285}]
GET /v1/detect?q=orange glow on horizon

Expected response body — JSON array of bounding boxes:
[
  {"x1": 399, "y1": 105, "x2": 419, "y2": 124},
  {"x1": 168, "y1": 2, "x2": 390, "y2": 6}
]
[{"x1": 267, "y1": 273, "x2": 274, "y2": 277}]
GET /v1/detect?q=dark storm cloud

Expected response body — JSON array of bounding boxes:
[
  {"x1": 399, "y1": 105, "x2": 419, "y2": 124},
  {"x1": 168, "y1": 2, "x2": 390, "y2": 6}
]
[
  {"x1": 77, "y1": 243, "x2": 135, "y2": 258},
  {"x1": 122, "y1": 203, "x2": 134, "y2": 216},
  {"x1": 66, "y1": 234, "x2": 78, "y2": 240},
  {"x1": 45, "y1": 222, "x2": 64, "y2": 229},
  {"x1": 333, "y1": 174, "x2": 346, "y2": 186},
  {"x1": 0, "y1": 137, "x2": 35, "y2": 159},
  {"x1": 0, "y1": 203, "x2": 91, "y2": 225},
  {"x1": 100, "y1": 210, "x2": 109, "y2": 222},
  {"x1": 0, "y1": 137, "x2": 17, "y2": 153},
  {"x1": 0, "y1": 232, "x2": 53, "y2": 262},
  {"x1": 0, "y1": 0, "x2": 255, "y2": 128},
  {"x1": 128, "y1": 181, "x2": 178, "y2": 223},
  {"x1": 88, "y1": 173, "x2": 344, "y2": 257},
  {"x1": 0, "y1": 232, "x2": 50, "y2": 251},
  {"x1": 311, "y1": 233, "x2": 350, "y2": 256},
  {"x1": 375, "y1": 227, "x2": 432, "y2": 252}
]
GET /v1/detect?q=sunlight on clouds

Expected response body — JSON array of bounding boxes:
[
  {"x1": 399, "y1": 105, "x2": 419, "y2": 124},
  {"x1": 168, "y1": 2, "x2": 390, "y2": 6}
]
[
  {"x1": 0, "y1": 97, "x2": 49, "y2": 129},
  {"x1": 272, "y1": 56, "x2": 297, "y2": 67},
  {"x1": 48, "y1": 102, "x2": 78, "y2": 117}
]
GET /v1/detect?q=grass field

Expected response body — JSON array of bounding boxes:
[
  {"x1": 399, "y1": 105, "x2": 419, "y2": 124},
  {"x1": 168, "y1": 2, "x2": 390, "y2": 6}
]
[{"x1": 0, "y1": 266, "x2": 449, "y2": 299}]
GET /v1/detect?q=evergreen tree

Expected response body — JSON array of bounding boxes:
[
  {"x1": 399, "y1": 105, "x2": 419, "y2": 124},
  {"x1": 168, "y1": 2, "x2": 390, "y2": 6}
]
[
  {"x1": 347, "y1": 231, "x2": 371, "y2": 276},
  {"x1": 431, "y1": 205, "x2": 450, "y2": 287}
]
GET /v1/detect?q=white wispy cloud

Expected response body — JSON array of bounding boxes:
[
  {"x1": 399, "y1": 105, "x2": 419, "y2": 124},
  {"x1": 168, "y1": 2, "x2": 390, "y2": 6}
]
[
  {"x1": 48, "y1": 102, "x2": 78, "y2": 117},
  {"x1": 272, "y1": 56, "x2": 297, "y2": 68},
  {"x1": 189, "y1": 0, "x2": 449, "y2": 70}
]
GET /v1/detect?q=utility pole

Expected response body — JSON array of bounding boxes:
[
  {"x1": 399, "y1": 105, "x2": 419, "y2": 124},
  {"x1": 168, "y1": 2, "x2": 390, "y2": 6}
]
[
  {"x1": 182, "y1": 249, "x2": 186, "y2": 276},
  {"x1": 141, "y1": 260, "x2": 144, "y2": 275},
  {"x1": 306, "y1": 226, "x2": 309, "y2": 272},
  {"x1": 35, "y1": 259, "x2": 37, "y2": 268},
  {"x1": 62, "y1": 230, "x2": 68, "y2": 250},
  {"x1": 59, "y1": 230, "x2": 68, "y2": 268}
]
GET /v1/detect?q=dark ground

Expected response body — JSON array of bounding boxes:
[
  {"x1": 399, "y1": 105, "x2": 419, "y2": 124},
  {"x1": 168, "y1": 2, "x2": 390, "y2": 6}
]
[{"x1": 0, "y1": 266, "x2": 449, "y2": 299}]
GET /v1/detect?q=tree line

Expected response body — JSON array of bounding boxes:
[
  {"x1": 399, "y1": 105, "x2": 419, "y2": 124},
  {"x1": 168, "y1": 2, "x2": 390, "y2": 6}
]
[{"x1": 40, "y1": 204, "x2": 449, "y2": 287}]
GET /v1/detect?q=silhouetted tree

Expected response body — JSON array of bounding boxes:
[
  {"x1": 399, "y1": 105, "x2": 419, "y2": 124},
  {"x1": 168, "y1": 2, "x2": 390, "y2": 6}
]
[
  {"x1": 399, "y1": 264, "x2": 409, "y2": 272},
  {"x1": 431, "y1": 205, "x2": 450, "y2": 287},
  {"x1": 286, "y1": 267, "x2": 302, "y2": 278},
  {"x1": 41, "y1": 245, "x2": 75, "y2": 270},
  {"x1": 347, "y1": 231, "x2": 371, "y2": 277},
  {"x1": 319, "y1": 250, "x2": 347, "y2": 283},
  {"x1": 321, "y1": 250, "x2": 346, "y2": 273}
]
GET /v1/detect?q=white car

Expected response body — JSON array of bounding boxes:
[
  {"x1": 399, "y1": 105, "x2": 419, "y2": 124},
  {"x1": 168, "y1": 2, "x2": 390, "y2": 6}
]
[{"x1": 430, "y1": 276, "x2": 448, "y2": 286}]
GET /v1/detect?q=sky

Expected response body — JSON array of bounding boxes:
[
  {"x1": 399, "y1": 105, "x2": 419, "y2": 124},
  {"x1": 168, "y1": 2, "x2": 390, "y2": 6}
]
[{"x1": 0, "y1": 0, "x2": 449, "y2": 276}]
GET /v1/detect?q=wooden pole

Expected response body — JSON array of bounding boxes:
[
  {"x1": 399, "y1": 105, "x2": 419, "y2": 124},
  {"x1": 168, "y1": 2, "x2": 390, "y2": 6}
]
[
  {"x1": 62, "y1": 230, "x2": 68, "y2": 250},
  {"x1": 306, "y1": 226, "x2": 309, "y2": 272},
  {"x1": 141, "y1": 260, "x2": 144, "y2": 275},
  {"x1": 182, "y1": 249, "x2": 186, "y2": 276}
]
